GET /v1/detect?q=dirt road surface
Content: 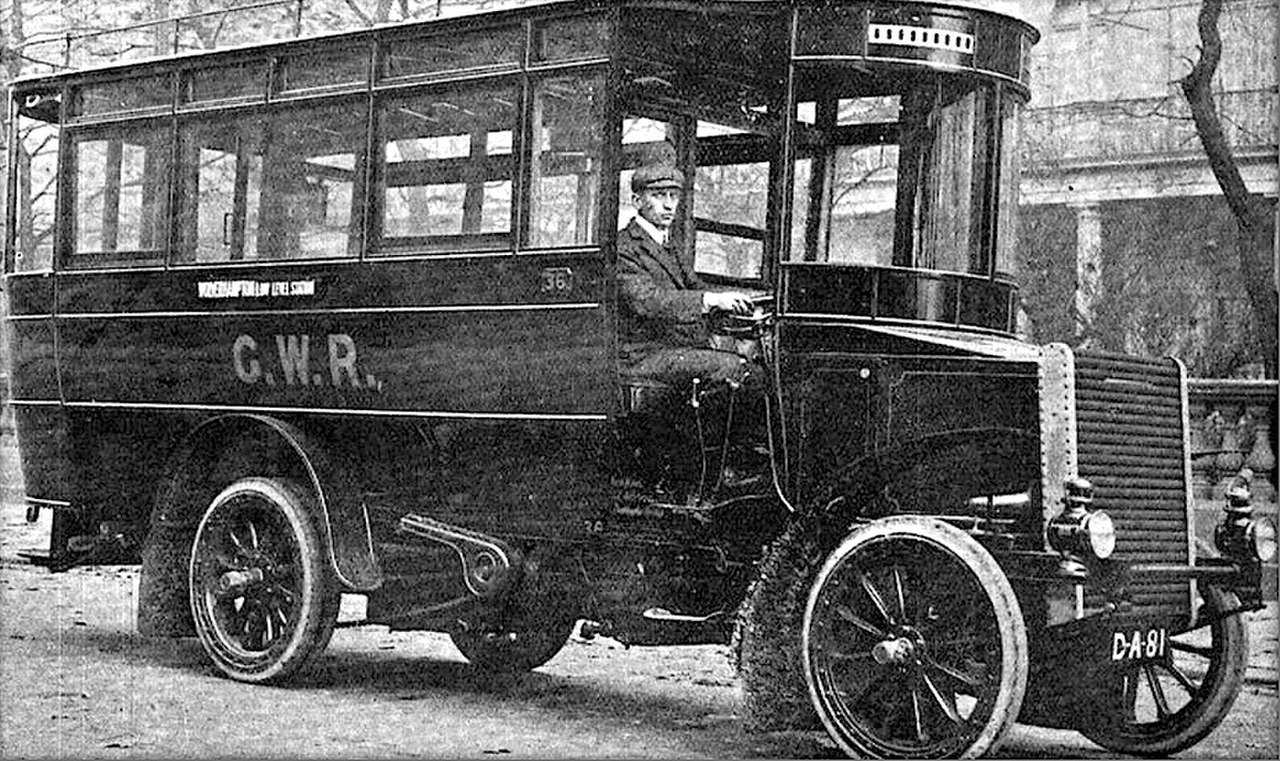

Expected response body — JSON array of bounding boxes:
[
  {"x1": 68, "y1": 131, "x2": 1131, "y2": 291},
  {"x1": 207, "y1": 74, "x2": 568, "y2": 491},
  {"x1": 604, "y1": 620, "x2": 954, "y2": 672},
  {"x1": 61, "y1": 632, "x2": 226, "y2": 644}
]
[{"x1": 2, "y1": 433, "x2": 1277, "y2": 759}]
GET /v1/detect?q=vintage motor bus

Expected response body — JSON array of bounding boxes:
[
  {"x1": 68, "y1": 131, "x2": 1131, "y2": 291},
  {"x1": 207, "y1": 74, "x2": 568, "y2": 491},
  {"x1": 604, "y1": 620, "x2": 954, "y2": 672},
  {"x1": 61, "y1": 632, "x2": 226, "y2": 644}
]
[{"x1": 4, "y1": 1, "x2": 1274, "y2": 757}]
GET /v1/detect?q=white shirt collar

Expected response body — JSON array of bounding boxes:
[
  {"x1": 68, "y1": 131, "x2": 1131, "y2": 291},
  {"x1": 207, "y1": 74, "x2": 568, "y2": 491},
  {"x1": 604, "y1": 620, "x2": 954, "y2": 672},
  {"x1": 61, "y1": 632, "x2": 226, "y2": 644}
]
[{"x1": 632, "y1": 215, "x2": 669, "y2": 246}]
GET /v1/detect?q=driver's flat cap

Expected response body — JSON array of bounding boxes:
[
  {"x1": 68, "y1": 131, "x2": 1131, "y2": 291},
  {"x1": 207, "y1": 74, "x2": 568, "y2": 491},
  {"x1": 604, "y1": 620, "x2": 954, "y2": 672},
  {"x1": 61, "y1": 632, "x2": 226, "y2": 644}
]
[{"x1": 632, "y1": 163, "x2": 684, "y2": 193}]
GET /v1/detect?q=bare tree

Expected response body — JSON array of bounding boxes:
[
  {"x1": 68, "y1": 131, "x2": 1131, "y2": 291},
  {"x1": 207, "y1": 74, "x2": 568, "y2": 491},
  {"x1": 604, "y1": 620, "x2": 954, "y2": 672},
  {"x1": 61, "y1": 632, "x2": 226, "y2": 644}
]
[
  {"x1": 1181, "y1": 0, "x2": 1279, "y2": 378},
  {"x1": 336, "y1": 0, "x2": 395, "y2": 25}
]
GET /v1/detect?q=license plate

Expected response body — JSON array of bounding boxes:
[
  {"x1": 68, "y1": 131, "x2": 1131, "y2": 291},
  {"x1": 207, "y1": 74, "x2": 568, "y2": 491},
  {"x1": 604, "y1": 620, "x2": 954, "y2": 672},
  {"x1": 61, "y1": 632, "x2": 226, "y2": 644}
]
[{"x1": 1110, "y1": 627, "x2": 1169, "y2": 661}]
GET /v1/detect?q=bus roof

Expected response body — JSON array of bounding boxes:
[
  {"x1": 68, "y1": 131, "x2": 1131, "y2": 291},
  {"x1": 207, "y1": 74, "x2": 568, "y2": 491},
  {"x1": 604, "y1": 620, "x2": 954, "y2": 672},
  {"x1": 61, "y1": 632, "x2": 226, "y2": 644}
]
[{"x1": 9, "y1": 0, "x2": 1042, "y2": 89}]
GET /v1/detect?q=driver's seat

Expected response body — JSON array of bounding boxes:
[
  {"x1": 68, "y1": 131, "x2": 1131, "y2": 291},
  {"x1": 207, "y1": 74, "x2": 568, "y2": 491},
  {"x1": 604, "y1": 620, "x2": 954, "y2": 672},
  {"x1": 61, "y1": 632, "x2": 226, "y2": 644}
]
[
  {"x1": 615, "y1": 371, "x2": 702, "y2": 493},
  {"x1": 619, "y1": 373, "x2": 676, "y2": 417}
]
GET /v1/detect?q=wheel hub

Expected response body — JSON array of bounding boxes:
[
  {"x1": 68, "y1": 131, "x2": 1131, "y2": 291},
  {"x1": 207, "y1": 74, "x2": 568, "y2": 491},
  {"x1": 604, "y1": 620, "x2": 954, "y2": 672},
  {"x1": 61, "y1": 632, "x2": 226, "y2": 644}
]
[
  {"x1": 215, "y1": 567, "x2": 266, "y2": 598},
  {"x1": 872, "y1": 636, "x2": 917, "y2": 665}
]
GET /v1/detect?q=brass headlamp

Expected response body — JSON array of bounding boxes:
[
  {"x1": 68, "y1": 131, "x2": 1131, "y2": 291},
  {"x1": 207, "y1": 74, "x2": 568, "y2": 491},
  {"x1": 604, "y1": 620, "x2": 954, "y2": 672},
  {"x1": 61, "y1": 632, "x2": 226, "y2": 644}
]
[{"x1": 1047, "y1": 477, "x2": 1117, "y2": 563}]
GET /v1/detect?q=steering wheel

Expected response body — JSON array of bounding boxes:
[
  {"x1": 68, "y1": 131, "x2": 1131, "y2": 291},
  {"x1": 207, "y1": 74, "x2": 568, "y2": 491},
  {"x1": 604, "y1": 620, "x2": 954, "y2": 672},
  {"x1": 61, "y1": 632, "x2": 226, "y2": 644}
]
[{"x1": 708, "y1": 292, "x2": 774, "y2": 338}]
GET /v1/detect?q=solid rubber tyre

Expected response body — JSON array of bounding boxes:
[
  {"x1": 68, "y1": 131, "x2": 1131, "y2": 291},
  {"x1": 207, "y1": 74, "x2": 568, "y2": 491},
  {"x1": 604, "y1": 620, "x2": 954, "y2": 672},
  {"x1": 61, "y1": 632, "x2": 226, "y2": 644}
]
[
  {"x1": 802, "y1": 516, "x2": 1028, "y2": 759},
  {"x1": 189, "y1": 477, "x2": 339, "y2": 683},
  {"x1": 734, "y1": 515, "x2": 828, "y2": 732}
]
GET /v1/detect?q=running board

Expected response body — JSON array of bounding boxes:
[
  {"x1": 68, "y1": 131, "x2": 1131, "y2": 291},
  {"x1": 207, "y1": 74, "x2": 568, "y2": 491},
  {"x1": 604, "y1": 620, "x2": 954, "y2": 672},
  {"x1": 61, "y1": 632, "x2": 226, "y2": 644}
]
[{"x1": 397, "y1": 514, "x2": 522, "y2": 599}]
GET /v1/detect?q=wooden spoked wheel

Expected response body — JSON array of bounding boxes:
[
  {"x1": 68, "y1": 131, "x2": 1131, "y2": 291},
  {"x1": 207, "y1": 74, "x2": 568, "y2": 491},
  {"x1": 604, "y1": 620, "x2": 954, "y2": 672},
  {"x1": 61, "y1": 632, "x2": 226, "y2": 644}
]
[
  {"x1": 802, "y1": 517, "x2": 1028, "y2": 759},
  {"x1": 189, "y1": 477, "x2": 339, "y2": 683}
]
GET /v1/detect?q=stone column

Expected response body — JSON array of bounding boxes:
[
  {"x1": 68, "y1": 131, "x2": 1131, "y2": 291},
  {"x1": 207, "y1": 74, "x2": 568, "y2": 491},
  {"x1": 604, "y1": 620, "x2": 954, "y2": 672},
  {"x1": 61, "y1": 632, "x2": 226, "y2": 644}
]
[{"x1": 1070, "y1": 202, "x2": 1103, "y2": 344}]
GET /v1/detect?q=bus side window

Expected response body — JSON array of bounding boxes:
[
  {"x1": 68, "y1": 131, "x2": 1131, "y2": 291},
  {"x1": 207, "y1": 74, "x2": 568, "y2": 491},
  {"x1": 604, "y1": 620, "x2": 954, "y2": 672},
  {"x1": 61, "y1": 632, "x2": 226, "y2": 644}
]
[
  {"x1": 376, "y1": 82, "x2": 517, "y2": 253},
  {"x1": 69, "y1": 123, "x2": 169, "y2": 268},
  {"x1": 175, "y1": 100, "x2": 365, "y2": 264},
  {"x1": 177, "y1": 117, "x2": 263, "y2": 263},
  {"x1": 12, "y1": 98, "x2": 59, "y2": 272},
  {"x1": 693, "y1": 120, "x2": 768, "y2": 281},
  {"x1": 528, "y1": 74, "x2": 605, "y2": 248},
  {"x1": 260, "y1": 103, "x2": 365, "y2": 260}
]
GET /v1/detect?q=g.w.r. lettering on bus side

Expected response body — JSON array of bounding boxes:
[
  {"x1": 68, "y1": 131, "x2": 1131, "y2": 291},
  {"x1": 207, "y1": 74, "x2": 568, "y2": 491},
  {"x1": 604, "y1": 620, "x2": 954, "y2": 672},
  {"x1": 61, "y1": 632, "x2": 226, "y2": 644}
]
[{"x1": 232, "y1": 333, "x2": 382, "y2": 392}]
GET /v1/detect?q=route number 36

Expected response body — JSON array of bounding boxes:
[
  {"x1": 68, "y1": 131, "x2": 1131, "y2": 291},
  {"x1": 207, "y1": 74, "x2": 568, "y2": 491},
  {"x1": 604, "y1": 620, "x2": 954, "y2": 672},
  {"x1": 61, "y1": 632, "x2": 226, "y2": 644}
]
[{"x1": 540, "y1": 267, "x2": 574, "y2": 294}]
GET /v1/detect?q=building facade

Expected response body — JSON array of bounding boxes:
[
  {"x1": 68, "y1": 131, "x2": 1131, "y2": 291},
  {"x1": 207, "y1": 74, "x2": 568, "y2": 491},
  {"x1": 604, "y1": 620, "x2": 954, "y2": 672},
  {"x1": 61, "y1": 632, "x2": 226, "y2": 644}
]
[{"x1": 1018, "y1": 0, "x2": 1277, "y2": 379}]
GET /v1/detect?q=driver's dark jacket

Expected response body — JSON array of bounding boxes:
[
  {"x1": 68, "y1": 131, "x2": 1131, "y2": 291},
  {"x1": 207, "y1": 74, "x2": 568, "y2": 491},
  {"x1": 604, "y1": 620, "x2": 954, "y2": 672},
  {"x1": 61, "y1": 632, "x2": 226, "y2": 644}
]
[{"x1": 616, "y1": 219, "x2": 710, "y2": 366}]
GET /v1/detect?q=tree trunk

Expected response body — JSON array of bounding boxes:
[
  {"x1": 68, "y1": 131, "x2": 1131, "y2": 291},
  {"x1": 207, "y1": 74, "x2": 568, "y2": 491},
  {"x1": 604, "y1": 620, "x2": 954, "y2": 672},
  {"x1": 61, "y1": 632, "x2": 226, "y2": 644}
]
[{"x1": 1180, "y1": 0, "x2": 1279, "y2": 378}]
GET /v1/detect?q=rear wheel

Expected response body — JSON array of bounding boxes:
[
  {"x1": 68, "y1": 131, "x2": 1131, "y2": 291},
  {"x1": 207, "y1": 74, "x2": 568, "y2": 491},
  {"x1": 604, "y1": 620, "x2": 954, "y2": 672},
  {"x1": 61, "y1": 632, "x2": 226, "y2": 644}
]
[
  {"x1": 1079, "y1": 586, "x2": 1248, "y2": 756},
  {"x1": 803, "y1": 516, "x2": 1028, "y2": 759},
  {"x1": 189, "y1": 477, "x2": 339, "y2": 683},
  {"x1": 451, "y1": 612, "x2": 576, "y2": 673}
]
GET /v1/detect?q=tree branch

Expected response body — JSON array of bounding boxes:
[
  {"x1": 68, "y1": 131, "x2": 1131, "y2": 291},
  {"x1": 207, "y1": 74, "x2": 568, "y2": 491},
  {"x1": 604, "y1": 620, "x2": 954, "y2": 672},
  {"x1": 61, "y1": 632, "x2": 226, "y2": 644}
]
[
  {"x1": 1179, "y1": 0, "x2": 1269, "y2": 228},
  {"x1": 339, "y1": 0, "x2": 373, "y2": 26},
  {"x1": 1179, "y1": 0, "x2": 1278, "y2": 377}
]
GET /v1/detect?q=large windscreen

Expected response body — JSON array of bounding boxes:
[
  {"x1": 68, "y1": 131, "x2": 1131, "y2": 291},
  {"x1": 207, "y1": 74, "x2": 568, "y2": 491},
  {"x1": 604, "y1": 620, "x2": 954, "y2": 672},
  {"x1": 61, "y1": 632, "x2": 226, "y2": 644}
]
[{"x1": 790, "y1": 71, "x2": 1022, "y2": 278}]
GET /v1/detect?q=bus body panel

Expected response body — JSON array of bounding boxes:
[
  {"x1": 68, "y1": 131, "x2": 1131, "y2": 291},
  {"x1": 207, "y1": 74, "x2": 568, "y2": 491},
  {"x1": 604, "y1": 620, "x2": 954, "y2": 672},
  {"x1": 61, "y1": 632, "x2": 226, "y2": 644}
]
[
  {"x1": 777, "y1": 324, "x2": 1042, "y2": 515},
  {"x1": 4, "y1": 274, "x2": 54, "y2": 317},
  {"x1": 9, "y1": 405, "x2": 71, "y2": 508},
  {"x1": 7, "y1": 319, "x2": 58, "y2": 402},
  {"x1": 53, "y1": 257, "x2": 613, "y2": 417},
  {"x1": 35, "y1": 252, "x2": 614, "y2": 570}
]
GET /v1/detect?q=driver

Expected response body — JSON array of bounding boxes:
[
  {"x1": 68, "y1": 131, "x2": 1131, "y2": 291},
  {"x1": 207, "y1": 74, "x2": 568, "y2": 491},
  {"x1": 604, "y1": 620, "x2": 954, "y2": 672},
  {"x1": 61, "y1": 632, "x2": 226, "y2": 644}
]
[{"x1": 617, "y1": 162, "x2": 758, "y2": 392}]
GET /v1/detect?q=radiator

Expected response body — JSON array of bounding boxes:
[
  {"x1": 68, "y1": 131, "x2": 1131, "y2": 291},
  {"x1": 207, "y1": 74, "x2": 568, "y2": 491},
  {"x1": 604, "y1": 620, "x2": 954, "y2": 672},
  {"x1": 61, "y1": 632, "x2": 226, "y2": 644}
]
[{"x1": 1073, "y1": 350, "x2": 1194, "y2": 625}]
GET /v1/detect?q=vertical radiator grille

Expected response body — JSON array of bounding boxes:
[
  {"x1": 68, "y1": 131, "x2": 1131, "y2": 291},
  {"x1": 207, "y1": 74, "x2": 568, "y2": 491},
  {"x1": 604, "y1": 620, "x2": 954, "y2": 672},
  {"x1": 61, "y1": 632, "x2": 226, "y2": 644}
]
[{"x1": 1074, "y1": 351, "x2": 1192, "y2": 622}]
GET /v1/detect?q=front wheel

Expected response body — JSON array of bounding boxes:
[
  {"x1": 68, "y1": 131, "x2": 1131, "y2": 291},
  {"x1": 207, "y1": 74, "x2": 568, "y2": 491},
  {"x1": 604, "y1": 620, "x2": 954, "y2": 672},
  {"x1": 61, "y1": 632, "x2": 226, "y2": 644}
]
[
  {"x1": 189, "y1": 477, "x2": 339, "y2": 683},
  {"x1": 802, "y1": 516, "x2": 1028, "y2": 759},
  {"x1": 1079, "y1": 586, "x2": 1249, "y2": 756}
]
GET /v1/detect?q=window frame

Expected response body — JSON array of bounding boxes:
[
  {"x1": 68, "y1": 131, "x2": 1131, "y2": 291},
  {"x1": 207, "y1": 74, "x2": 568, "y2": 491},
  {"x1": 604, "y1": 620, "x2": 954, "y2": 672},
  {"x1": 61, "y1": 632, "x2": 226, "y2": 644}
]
[
  {"x1": 523, "y1": 66, "x2": 610, "y2": 252},
  {"x1": 7, "y1": 88, "x2": 64, "y2": 275},
  {"x1": 617, "y1": 61, "x2": 782, "y2": 290},
  {"x1": 69, "y1": 73, "x2": 173, "y2": 123},
  {"x1": 370, "y1": 74, "x2": 524, "y2": 257},
  {"x1": 170, "y1": 95, "x2": 371, "y2": 268},
  {"x1": 180, "y1": 59, "x2": 271, "y2": 109},
  {"x1": 378, "y1": 22, "x2": 525, "y2": 85},
  {"x1": 21, "y1": 8, "x2": 627, "y2": 274},
  {"x1": 275, "y1": 42, "x2": 375, "y2": 99},
  {"x1": 690, "y1": 130, "x2": 774, "y2": 286},
  {"x1": 61, "y1": 116, "x2": 174, "y2": 271},
  {"x1": 788, "y1": 67, "x2": 1015, "y2": 280}
]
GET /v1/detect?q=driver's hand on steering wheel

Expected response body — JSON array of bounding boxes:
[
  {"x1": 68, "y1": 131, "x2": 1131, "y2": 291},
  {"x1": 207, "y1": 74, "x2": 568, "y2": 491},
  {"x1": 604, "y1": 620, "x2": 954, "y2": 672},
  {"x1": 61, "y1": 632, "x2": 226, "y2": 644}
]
[{"x1": 702, "y1": 290, "x2": 754, "y2": 315}]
